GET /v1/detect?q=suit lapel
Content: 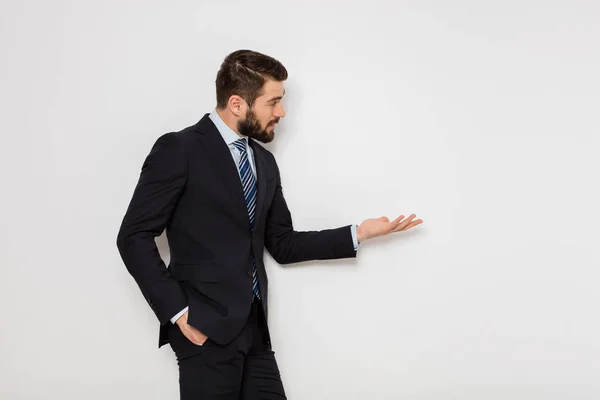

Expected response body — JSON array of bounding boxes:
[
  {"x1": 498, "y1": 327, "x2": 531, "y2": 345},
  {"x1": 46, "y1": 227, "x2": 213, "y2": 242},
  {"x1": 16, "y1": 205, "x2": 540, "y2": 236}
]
[
  {"x1": 193, "y1": 114, "x2": 268, "y2": 229},
  {"x1": 248, "y1": 138, "x2": 268, "y2": 227},
  {"x1": 194, "y1": 114, "x2": 249, "y2": 225}
]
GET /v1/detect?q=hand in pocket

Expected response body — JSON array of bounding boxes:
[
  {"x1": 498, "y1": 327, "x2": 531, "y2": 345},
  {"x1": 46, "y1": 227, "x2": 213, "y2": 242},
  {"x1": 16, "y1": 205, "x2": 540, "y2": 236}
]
[{"x1": 175, "y1": 311, "x2": 208, "y2": 346}]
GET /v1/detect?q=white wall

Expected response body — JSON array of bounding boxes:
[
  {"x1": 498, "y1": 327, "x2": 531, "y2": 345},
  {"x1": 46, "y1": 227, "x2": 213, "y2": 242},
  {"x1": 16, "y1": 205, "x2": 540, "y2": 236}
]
[{"x1": 1, "y1": 0, "x2": 599, "y2": 399}]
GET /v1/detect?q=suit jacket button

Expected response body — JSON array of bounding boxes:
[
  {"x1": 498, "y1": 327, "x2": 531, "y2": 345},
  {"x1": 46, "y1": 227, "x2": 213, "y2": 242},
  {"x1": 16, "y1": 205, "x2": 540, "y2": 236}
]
[{"x1": 247, "y1": 270, "x2": 253, "y2": 277}]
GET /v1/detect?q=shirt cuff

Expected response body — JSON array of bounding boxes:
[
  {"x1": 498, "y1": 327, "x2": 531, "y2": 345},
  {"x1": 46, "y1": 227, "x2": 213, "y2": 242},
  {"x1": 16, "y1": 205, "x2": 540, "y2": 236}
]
[
  {"x1": 170, "y1": 306, "x2": 188, "y2": 324},
  {"x1": 351, "y1": 224, "x2": 360, "y2": 250}
]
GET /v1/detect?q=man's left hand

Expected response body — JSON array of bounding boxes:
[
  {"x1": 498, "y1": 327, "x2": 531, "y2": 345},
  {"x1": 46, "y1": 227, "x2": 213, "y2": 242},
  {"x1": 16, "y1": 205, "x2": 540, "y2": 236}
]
[{"x1": 356, "y1": 214, "x2": 423, "y2": 243}]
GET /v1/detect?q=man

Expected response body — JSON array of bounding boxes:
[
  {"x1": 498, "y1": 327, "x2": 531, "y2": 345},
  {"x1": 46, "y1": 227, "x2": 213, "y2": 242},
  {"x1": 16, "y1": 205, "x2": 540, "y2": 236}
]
[{"x1": 116, "y1": 49, "x2": 423, "y2": 399}]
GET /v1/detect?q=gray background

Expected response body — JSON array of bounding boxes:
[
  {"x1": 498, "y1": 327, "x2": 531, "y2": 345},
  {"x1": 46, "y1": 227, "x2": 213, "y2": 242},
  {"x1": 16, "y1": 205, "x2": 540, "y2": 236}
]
[{"x1": 1, "y1": 0, "x2": 599, "y2": 398}]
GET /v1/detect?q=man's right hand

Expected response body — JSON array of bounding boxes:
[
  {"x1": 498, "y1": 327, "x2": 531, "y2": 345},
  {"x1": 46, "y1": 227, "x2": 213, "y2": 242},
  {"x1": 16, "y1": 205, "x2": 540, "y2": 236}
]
[{"x1": 175, "y1": 311, "x2": 208, "y2": 346}]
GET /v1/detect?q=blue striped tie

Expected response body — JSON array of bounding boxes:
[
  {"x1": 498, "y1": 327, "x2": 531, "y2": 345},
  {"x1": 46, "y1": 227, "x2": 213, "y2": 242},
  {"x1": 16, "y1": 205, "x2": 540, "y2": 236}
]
[{"x1": 232, "y1": 138, "x2": 260, "y2": 298}]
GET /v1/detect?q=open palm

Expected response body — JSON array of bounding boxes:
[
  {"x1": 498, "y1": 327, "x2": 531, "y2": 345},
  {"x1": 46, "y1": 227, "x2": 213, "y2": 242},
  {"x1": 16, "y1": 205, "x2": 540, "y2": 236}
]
[{"x1": 357, "y1": 214, "x2": 423, "y2": 242}]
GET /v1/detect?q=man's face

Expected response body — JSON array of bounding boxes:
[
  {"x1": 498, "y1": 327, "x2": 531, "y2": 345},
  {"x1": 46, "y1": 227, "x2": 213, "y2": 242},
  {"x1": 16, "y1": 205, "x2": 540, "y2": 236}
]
[{"x1": 237, "y1": 79, "x2": 286, "y2": 143}]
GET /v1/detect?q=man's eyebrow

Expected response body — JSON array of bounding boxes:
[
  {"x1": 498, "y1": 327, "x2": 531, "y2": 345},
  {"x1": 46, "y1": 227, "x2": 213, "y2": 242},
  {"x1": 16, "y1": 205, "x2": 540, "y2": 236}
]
[{"x1": 269, "y1": 89, "x2": 286, "y2": 102}]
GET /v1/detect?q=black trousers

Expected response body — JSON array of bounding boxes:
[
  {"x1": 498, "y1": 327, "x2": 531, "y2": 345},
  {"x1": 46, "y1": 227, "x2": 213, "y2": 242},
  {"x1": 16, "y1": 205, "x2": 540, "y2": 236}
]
[{"x1": 168, "y1": 298, "x2": 287, "y2": 400}]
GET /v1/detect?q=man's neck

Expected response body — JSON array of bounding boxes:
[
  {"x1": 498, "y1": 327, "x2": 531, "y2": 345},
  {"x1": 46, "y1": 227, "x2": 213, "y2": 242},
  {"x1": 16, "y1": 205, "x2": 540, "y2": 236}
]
[{"x1": 215, "y1": 108, "x2": 243, "y2": 137}]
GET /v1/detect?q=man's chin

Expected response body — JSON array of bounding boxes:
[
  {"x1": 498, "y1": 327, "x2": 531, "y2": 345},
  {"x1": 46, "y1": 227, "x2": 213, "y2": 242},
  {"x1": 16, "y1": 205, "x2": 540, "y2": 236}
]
[
  {"x1": 257, "y1": 130, "x2": 274, "y2": 144},
  {"x1": 259, "y1": 133, "x2": 274, "y2": 144}
]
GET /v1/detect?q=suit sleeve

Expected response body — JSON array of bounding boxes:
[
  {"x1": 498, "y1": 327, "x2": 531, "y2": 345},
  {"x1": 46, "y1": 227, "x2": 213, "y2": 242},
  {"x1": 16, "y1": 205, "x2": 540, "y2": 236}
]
[
  {"x1": 116, "y1": 133, "x2": 188, "y2": 325},
  {"x1": 264, "y1": 155, "x2": 357, "y2": 264}
]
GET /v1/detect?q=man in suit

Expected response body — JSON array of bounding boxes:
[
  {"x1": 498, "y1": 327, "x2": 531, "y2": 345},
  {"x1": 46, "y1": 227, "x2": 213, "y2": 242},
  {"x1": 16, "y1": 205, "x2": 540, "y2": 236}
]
[{"x1": 116, "y1": 49, "x2": 423, "y2": 399}]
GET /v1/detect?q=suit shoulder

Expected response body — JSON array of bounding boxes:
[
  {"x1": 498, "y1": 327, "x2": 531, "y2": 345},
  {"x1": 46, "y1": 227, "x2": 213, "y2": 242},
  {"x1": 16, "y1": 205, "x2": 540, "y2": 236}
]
[
  {"x1": 173, "y1": 123, "x2": 202, "y2": 147},
  {"x1": 153, "y1": 123, "x2": 197, "y2": 148},
  {"x1": 148, "y1": 132, "x2": 185, "y2": 160}
]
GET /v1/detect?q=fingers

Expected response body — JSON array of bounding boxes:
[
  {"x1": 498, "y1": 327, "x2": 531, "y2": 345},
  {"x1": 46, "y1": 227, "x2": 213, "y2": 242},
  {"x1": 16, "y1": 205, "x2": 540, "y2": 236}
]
[
  {"x1": 394, "y1": 217, "x2": 420, "y2": 231},
  {"x1": 404, "y1": 219, "x2": 423, "y2": 230},
  {"x1": 391, "y1": 214, "x2": 422, "y2": 232},
  {"x1": 381, "y1": 215, "x2": 404, "y2": 234},
  {"x1": 389, "y1": 214, "x2": 410, "y2": 230},
  {"x1": 390, "y1": 215, "x2": 405, "y2": 225}
]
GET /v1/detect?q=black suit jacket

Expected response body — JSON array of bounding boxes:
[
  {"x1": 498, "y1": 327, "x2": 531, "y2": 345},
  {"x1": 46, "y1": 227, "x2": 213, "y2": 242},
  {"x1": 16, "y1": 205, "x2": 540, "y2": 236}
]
[{"x1": 116, "y1": 114, "x2": 357, "y2": 347}]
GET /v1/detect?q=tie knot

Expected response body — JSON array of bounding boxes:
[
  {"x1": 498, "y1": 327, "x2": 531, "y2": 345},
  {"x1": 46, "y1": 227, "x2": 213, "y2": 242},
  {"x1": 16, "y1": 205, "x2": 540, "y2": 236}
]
[{"x1": 233, "y1": 138, "x2": 248, "y2": 153}]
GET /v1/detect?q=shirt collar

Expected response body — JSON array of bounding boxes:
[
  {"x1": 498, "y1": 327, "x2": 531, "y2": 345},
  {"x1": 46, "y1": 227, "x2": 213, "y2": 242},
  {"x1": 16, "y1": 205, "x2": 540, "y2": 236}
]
[{"x1": 209, "y1": 108, "x2": 247, "y2": 147}]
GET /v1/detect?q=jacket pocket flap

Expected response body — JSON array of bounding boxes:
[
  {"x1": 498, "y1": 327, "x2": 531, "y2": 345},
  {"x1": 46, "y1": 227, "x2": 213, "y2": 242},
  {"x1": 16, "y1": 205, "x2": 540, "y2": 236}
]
[{"x1": 172, "y1": 263, "x2": 222, "y2": 283}]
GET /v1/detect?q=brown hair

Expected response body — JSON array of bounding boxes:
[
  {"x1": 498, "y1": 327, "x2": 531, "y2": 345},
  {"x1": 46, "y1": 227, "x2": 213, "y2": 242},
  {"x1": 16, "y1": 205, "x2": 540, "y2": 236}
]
[{"x1": 215, "y1": 50, "x2": 288, "y2": 109}]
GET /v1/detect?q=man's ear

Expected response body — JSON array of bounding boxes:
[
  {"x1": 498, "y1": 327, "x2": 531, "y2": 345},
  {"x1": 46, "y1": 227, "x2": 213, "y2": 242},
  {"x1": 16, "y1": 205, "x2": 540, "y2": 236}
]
[{"x1": 228, "y1": 95, "x2": 246, "y2": 118}]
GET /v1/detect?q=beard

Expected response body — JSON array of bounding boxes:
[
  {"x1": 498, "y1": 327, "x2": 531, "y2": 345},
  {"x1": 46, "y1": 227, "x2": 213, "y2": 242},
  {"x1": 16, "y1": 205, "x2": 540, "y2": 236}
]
[{"x1": 237, "y1": 108, "x2": 278, "y2": 144}]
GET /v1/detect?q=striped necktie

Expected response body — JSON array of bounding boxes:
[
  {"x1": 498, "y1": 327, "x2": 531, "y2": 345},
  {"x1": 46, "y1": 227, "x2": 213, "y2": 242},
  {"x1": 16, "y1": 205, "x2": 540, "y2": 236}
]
[{"x1": 232, "y1": 138, "x2": 260, "y2": 298}]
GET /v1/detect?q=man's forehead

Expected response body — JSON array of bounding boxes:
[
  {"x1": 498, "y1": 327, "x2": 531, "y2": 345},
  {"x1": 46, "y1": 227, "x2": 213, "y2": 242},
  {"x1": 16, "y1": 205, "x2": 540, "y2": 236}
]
[{"x1": 261, "y1": 80, "x2": 285, "y2": 98}]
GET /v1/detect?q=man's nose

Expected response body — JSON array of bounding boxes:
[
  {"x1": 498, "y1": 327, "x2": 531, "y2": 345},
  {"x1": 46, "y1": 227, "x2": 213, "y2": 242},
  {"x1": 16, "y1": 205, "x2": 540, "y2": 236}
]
[{"x1": 275, "y1": 104, "x2": 286, "y2": 118}]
